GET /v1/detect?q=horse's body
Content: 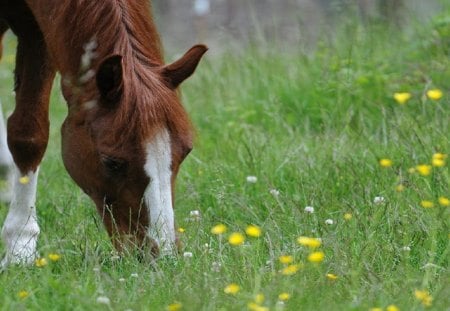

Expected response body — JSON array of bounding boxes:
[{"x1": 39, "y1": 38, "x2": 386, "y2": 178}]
[{"x1": 0, "y1": 0, "x2": 206, "y2": 266}]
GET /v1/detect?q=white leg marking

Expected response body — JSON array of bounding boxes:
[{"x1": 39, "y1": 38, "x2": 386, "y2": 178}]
[
  {"x1": 1, "y1": 168, "x2": 40, "y2": 267},
  {"x1": 143, "y1": 129, "x2": 175, "y2": 255},
  {"x1": 0, "y1": 101, "x2": 14, "y2": 203}
]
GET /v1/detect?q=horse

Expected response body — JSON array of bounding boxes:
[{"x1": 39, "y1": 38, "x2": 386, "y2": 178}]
[{"x1": 0, "y1": 0, "x2": 207, "y2": 267}]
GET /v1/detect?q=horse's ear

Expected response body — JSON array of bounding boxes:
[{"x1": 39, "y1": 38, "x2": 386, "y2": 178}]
[
  {"x1": 161, "y1": 44, "x2": 208, "y2": 89},
  {"x1": 96, "y1": 55, "x2": 123, "y2": 104}
]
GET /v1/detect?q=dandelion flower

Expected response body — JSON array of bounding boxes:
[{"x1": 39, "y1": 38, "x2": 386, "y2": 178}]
[
  {"x1": 395, "y1": 184, "x2": 405, "y2": 192},
  {"x1": 297, "y1": 236, "x2": 321, "y2": 248},
  {"x1": 254, "y1": 293, "x2": 265, "y2": 304},
  {"x1": 379, "y1": 158, "x2": 393, "y2": 167},
  {"x1": 278, "y1": 293, "x2": 291, "y2": 301},
  {"x1": 166, "y1": 302, "x2": 183, "y2": 311},
  {"x1": 432, "y1": 158, "x2": 445, "y2": 167},
  {"x1": 304, "y1": 206, "x2": 314, "y2": 213},
  {"x1": 18, "y1": 290, "x2": 29, "y2": 299},
  {"x1": 247, "y1": 302, "x2": 269, "y2": 311},
  {"x1": 307, "y1": 251, "x2": 325, "y2": 263},
  {"x1": 344, "y1": 213, "x2": 352, "y2": 220},
  {"x1": 19, "y1": 176, "x2": 30, "y2": 185},
  {"x1": 393, "y1": 92, "x2": 412, "y2": 105},
  {"x1": 281, "y1": 264, "x2": 302, "y2": 275},
  {"x1": 224, "y1": 283, "x2": 240, "y2": 295},
  {"x1": 35, "y1": 258, "x2": 48, "y2": 268},
  {"x1": 426, "y1": 89, "x2": 443, "y2": 101},
  {"x1": 211, "y1": 224, "x2": 227, "y2": 235},
  {"x1": 438, "y1": 196, "x2": 450, "y2": 207},
  {"x1": 48, "y1": 253, "x2": 61, "y2": 262},
  {"x1": 414, "y1": 289, "x2": 432, "y2": 307},
  {"x1": 420, "y1": 200, "x2": 434, "y2": 208},
  {"x1": 279, "y1": 255, "x2": 294, "y2": 264},
  {"x1": 177, "y1": 227, "x2": 185, "y2": 233},
  {"x1": 228, "y1": 232, "x2": 245, "y2": 246},
  {"x1": 416, "y1": 164, "x2": 432, "y2": 176},
  {"x1": 246, "y1": 176, "x2": 257, "y2": 183},
  {"x1": 245, "y1": 225, "x2": 262, "y2": 237},
  {"x1": 326, "y1": 273, "x2": 338, "y2": 280},
  {"x1": 386, "y1": 304, "x2": 400, "y2": 311}
]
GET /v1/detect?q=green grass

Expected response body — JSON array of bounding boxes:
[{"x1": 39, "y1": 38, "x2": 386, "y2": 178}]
[{"x1": 0, "y1": 10, "x2": 449, "y2": 311}]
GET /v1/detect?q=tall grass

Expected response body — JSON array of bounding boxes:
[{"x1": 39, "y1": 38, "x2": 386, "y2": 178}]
[{"x1": 0, "y1": 8, "x2": 449, "y2": 311}]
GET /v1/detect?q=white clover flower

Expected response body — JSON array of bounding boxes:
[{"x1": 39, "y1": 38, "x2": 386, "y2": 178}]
[
  {"x1": 93, "y1": 267, "x2": 100, "y2": 273},
  {"x1": 96, "y1": 296, "x2": 111, "y2": 305},
  {"x1": 270, "y1": 189, "x2": 280, "y2": 197},
  {"x1": 373, "y1": 196, "x2": 385, "y2": 204},
  {"x1": 189, "y1": 210, "x2": 201, "y2": 221},
  {"x1": 183, "y1": 252, "x2": 193, "y2": 258},
  {"x1": 212, "y1": 261, "x2": 221, "y2": 272},
  {"x1": 304, "y1": 206, "x2": 314, "y2": 213},
  {"x1": 118, "y1": 278, "x2": 126, "y2": 283},
  {"x1": 130, "y1": 273, "x2": 138, "y2": 278},
  {"x1": 402, "y1": 246, "x2": 411, "y2": 252},
  {"x1": 325, "y1": 219, "x2": 334, "y2": 225},
  {"x1": 246, "y1": 176, "x2": 258, "y2": 183}
]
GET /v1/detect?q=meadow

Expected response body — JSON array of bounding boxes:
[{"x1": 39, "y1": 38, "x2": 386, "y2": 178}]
[{"x1": 0, "y1": 8, "x2": 449, "y2": 311}]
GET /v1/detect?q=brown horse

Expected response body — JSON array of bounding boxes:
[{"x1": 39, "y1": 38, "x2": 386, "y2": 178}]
[{"x1": 0, "y1": 0, "x2": 206, "y2": 266}]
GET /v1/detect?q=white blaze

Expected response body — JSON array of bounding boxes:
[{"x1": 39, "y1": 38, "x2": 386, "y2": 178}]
[
  {"x1": 1, "y1": 168, "x2": 40, "y2": 267},
  {"x1": 143, "y1": 128, "x2": 175, "y2": 255}
]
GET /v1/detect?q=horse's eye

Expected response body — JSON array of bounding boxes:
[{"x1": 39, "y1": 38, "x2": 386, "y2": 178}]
[{"x1": 101, "y1": 156, "x2": 127, "y2": 174}]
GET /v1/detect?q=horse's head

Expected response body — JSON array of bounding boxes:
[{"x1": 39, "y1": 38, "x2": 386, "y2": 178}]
[{"x1": 61, "y1": 45, "x2": 207, "y2": 255}]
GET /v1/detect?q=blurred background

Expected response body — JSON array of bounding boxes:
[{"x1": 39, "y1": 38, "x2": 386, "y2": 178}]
[{"x1": 152, "y1": 0, "x2": 447, "y2": 55}]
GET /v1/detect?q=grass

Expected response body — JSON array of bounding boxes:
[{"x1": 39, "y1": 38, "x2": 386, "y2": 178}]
[{"x1": 0, "y1": 8, "x2": 449, "y2": 311}]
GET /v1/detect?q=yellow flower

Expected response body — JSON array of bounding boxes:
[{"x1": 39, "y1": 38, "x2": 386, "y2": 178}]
[
  {"x1": 432, "y1": 153, "x2": 447, "y2": 161},
  {"x1": 297, "y1": 236, "x2": 321, "y2": 248},
  {"x1": 35, "y1": 258, "x2": 48, "y2": 267},
  {"x1": 426, "y1": 89, "x2": 443, "y2": 101},
  {"x1": 415, "y1": 289, "x2": 432, "y2": 307},
  {"x1": 211, "y1": 224, "x2": 227, "y2": 235},
  {"x1": 326, "y1": 273, "x2": 338, "y2": 280},
  {"x1": 245, "y1": 225, "x2": 262, "y2": 238},
  {"x1": 307, "y1": 251, "x2": 325, "y2": 263},
  {"x1": 386, "y1": 305, "x2": 400, "y2": 311},
  {"x1": 48, "y1": 253, "x2": 61, "y2": 262},
  {"x1": 279, "y1": 255, "x2": 294, "y2": 264},
  {"x1": 254, "y1": 293, "x2": 265, "y2": 304},
  {"x1": 395, "y1": 184, "x2": 405, "y2": 192},
  {"x1": 438, "y1": 196, "x2": 450, "y2": 207},
  {"x1": 177, "y1": 227, "x2": 185, "y2": 233},
  {"x1": 247, "y1": 302, "x2": 269, "y2": 311},
  {"x1": 19, "y1": 176, "x2": 30, "y2": 185},
  {"x1": 166, "y1": 302, "x2": 182, "y2": 311},
  {"x1": 416, "y1": 164, "x2": 432, "y2": 176},
  {"x1": 379, "y1": 158, "x2": 393, "y2": 167},
  {"x1": 281, "y1": 264, "x2": 302, "y2": 276},
  {"x1": 344, "y1": 213, "x2": 353, "y2": 220},
  {"x1": 420, "y1": 200, "x2": 434, "y2": 208},
  {"x1": 278, "y1": 292, "x2": 291, "y2": 301},
  {"x1": 393, "y1": 92, "x2": 412, "y2": 105},
  {"x1": 228, "y1": 232, "x2": 245, "y2": 246},
  {"x1": 369, "y1": 308, "x2": 383, "y2": 311},
  {"x1": 18, "y1": 290, "x2": 29, "y2": 299},
  {"x1": 432, "y1": 158, "x2": 445, "y2": 167},
  {"x1": 407, "y1": 167, "x2": 416, "y2": 174},
  {"x1": 224, "y1": 283, "x2": 240, "y2": 295}
]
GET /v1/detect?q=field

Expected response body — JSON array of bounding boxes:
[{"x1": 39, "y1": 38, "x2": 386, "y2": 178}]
[{"x1": 0, "y1": 8, "x2": 449, "y2": 311}]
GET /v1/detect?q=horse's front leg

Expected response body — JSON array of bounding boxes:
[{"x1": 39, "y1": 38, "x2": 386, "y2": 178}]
[{"x1": 1, "y1": 26, "x2": 55, "y2": 267}]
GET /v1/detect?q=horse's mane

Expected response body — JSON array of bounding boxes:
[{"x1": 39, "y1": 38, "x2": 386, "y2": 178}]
[{"x1": 54, "y1": 0, "x2": 191, "y2": 151}]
